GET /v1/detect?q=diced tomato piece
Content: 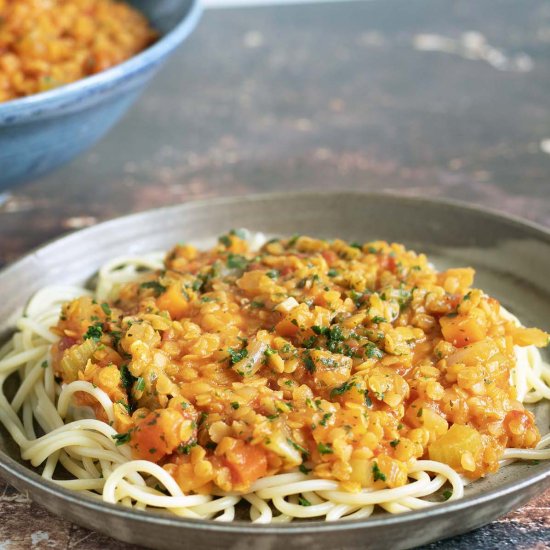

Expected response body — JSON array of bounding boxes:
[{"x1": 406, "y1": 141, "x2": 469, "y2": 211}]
[
  {"x1": 59, "y1": 336, "x2": 77, "y2": 351},
  {"x1": 275, "y1": 318, "x2": 300, "y2": 337},
  {"x1": 221, "y1": 440, "x2": 268, "y2": 486},
  {"x1": 440, "y1": 314, "x2": 487, "y2": 348},
  {"x1": 380, "y1": 255, "x2": 397, "y2": 273},
  {"x1": 156, "y1": 283, "x2": 189, "y2": 319},
  {"x1": 131, "y1": 407, "x2": 196, "y2": 462},
  {"x1": 321, "y1": 250, "x2": 338, "y2": 265}
]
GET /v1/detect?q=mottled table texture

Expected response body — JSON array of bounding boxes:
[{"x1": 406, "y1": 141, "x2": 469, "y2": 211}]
[{"x1": 1, "y1": 0, "x2": 549, "y2": 548}]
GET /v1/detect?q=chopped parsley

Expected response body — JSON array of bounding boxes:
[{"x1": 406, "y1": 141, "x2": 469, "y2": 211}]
[
  {"x1": 228, "y1": 347, "x2": 248, "y2": 365},
  {"x1": 372, "y1": 462, "x2": 386, "y2": 482},
  {"x1": 177, "y1": 441, "x2": 197, "y2": 455},
  {"x1": 192, "y1": 279, "x2": 203, "y2": 292},
  {"x1": 41, "y1": 361, "x2": 48, "y2": 369},
  {"x1": 317, "y1": 442, "x2": 333, "y2": 455},
  {"x1": 115, "y1": 399, "x2": 131, "y2": 413},
  {"x1": 396, "y1": 287, "x2": 412, "y2": 310},
  {"x1": 100, "y1": 302, "x2": 112, "y2": 316},
  {"x1": 303, "y1": 351, "x2": 316, "y2": 373},
  {"x1": 349, "y1": 290, "x2": 364, "y2": 307},
  {"x1": 298, "y1": 497, "x2": 312, "y2": 507},
  {"x1": 442, "y1": 490, "x2": 453, "y2": 501},
  {"x1": 140, "y1": 281, "x2": 166, "y2": 296},
  {"x1": 328, "y1": 325, "x2": 344, "y2": 342},
  {"x1": 299, "y1": 464, "x2": 312, "y2": 474},
  {"x1": 390, "y1": 439, "x2": 400, "y2": 448},
  {"x1": 287, "y1": 234, "x2": 300, "y2": 247},
  {"x1": 330, "y1": 380, "x2": 354, "y2": 399},
  {"x1": 287, "y1": 438, "x2": 309, "y2": 456},
  {"x1": 371, "y1": 316, "x2": 386, "y2": 324},
  {"x1": 227, "y1": 253, "x2": 249, "y2": 270},
  {"x1": 364, "y1": 342, "x2": 384, "y2": 359},
  {"x1": 218, "y1": 235, "x2": 232, "y2": 247},
  {"x1": 83, "y1": 322, "x2": 103, "y2": 342},
  {"x1": 110, "y1": 330, "x2": 122, "y2": 348},
  {"x1": 111, "y1": 432, "x2": 132, "y2": 446},
  {"x1": 135, "y1": 377, "x2": 145, "y2": 392},
  {"x1": 230, "y1": 402, "x2": 240, "y2": 410},
  {"x1": 364, "y1": 390, "x2": 373, "y2": 408},
  {"x1": 230, "y1": 228, "x2": 247, "y2": 239},
  {"x1": 302, "y1": 335, "x2": 317, "y2": 349},
  {"x1": 327, "y1": 268, "x2": 339, "y2": 277},
  {"x1": 312, "y1": 325, "x2": 329, "y2": 336},
  {"x1": 120, "y1": 365, "x2": 137, "y2": 390},
  {"x1": 266, "y1": 269, "x2": 279, "y2": 279},
  {"x1": 198, "y1": 411, "x2": 208, "y2": 426}
]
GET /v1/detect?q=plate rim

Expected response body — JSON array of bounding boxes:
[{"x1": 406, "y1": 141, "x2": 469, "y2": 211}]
[{"x1": 0, "y1": 190, "x2": 549, "y2": 535}]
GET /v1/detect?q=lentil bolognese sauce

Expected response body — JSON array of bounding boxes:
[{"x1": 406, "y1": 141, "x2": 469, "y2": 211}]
[
  {"x1": 0, "y1": 231, "x2": 549, "y2": 521},
  {"x1": 0, "y1": 0, "x2": 157, "y2": 102}
]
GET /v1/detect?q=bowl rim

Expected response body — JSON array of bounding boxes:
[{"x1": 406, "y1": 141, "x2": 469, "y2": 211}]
[
  {"x1": 0, "y1": 190, "x2": 549, "y2": 535},
  {"x1": 0, "y1": 0, "x2": 202, "y2": 121}
]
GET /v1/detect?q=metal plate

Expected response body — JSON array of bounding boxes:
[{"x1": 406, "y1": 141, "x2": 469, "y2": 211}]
[{"x1": 0, "y1": 191, "x2": 548, "y2": 549}]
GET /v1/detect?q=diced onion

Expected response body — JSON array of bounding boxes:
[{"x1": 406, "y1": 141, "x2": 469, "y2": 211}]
[{"x1": 275, "y1": 297, "x2": 299, "y2": 314}]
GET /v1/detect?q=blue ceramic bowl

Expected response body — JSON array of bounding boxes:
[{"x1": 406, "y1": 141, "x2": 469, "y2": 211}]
[{"x1": 0, "y1": 0, "x2": 201, "y2": 190}]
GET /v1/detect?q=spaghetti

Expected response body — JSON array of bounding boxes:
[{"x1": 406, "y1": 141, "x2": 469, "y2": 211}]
[{"x1": 0, "y1": 233, "x2": 549, "y2": 522}]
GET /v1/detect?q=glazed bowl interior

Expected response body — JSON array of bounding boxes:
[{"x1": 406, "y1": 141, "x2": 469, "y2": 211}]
[
  {"x1": 0, "y1": 0, "x2": 201, "y2": 189},
  {"x1": 0, "y1": 192, "x2": 548, "y2": 550}
]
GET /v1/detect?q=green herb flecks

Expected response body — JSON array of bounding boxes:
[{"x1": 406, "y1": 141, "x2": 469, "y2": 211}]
[
  {"x1": 287, "y1": 438, "x2": 309, "y2": 456},
  {"x1": 330, "y1": 380, "x2": 355, "y2": 399},
  {"x1": 372, "y1": 461, "x2": 386, "y2": 482},
  {"x1": 227, "y1": 253, "x2": 249, "y2": 270},
  {"x1": 83, "y1": 322, "x2": 103, "y2": 342},
  {"x1": 364, "y1": 342, "x2": 384, "y2": 360},
  {"x1": 112, "y1": 432, "x2": 132, "y2": 446},
  {"x1": 303, "y1": 351, "x2": 316, "y2": 373},
  {"x1": 140, "y1": 281, "x2": 167, "y2": 296},
  {"x1": 228, "y1": 347, "x2": 248, "y2": 365},
  {"x1": 317, "y1": 442, "x2": 333, "y2": 455}
]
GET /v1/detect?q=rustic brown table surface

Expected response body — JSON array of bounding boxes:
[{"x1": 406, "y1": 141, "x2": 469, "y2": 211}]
[{"x1": 1, "y1": 0, "x2": 549, "y2": 548}]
